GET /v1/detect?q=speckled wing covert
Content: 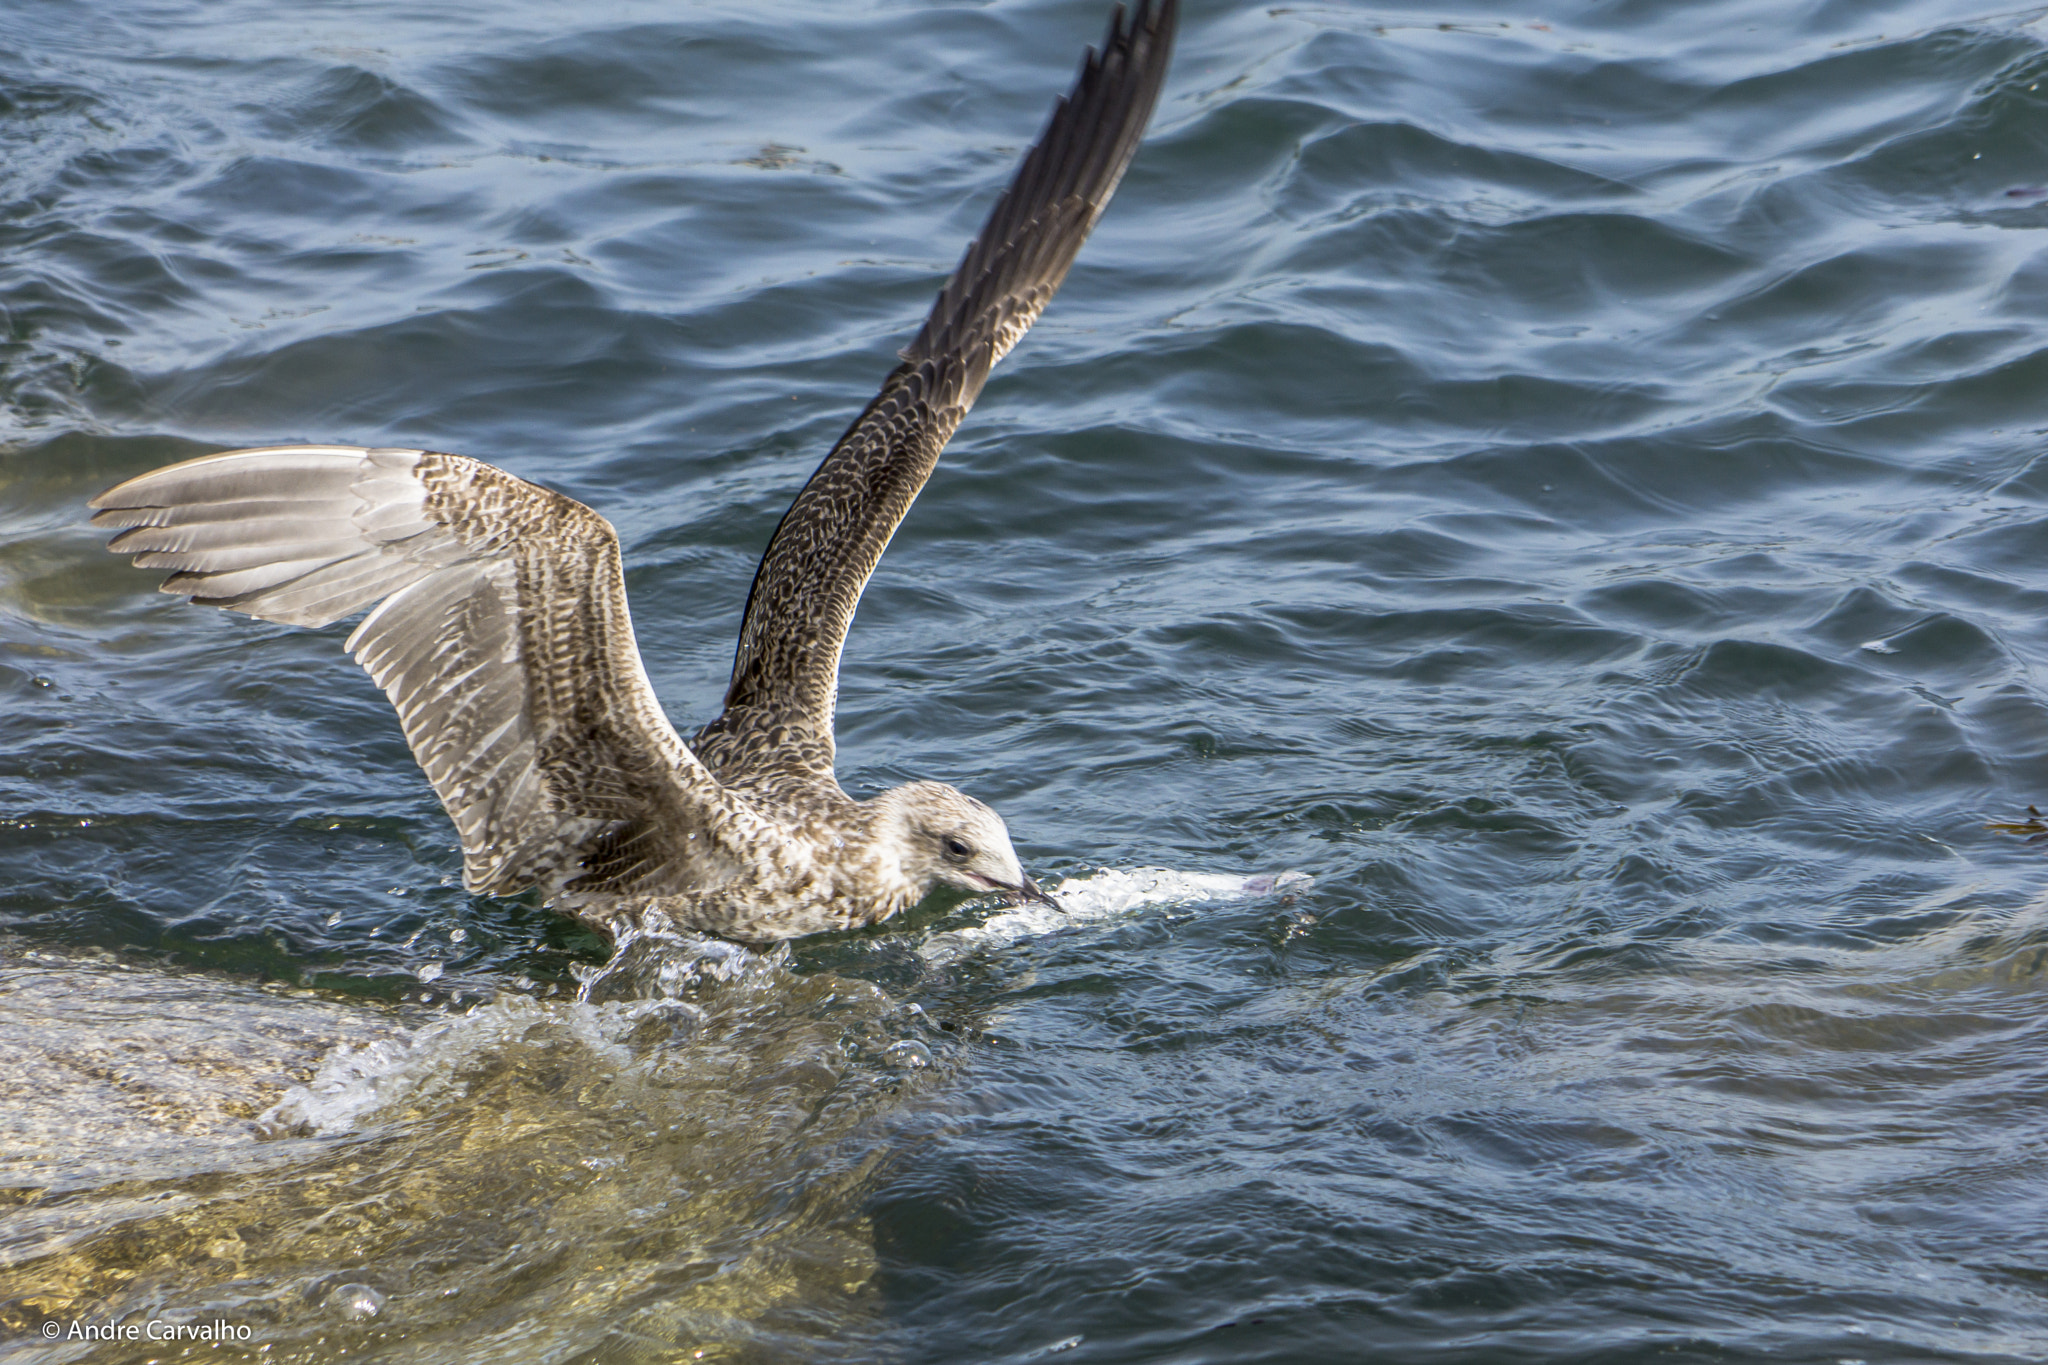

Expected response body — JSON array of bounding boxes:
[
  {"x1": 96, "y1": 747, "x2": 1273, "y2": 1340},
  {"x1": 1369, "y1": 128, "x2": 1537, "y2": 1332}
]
[
  {"x1": 89, "y1": 446, "x2": 768, "y2": 900},
  {"x1": 715, "y1": 0, "x2": 1177, "y2": 773}
]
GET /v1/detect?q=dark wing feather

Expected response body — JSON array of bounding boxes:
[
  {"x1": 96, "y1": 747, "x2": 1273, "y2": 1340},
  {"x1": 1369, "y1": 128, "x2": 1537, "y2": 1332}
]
[
  {"x1": 711, "y1": 0, "x2": 1177, "y2": 777},
  {"x1": 91, "y1": 445, "x2": 773, "y2": 899}
]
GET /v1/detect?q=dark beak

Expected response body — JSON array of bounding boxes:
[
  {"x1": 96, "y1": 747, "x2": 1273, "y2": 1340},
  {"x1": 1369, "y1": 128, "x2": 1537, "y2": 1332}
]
[{"x1": 1013, "y1": 873, "x2": 1062, "y2": 910}]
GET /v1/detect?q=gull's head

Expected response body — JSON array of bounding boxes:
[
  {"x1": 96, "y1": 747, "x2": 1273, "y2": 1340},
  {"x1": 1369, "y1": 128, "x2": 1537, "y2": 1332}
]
[{"x1": 875, "y1": 780, "x2": 1058, "y2": 909}]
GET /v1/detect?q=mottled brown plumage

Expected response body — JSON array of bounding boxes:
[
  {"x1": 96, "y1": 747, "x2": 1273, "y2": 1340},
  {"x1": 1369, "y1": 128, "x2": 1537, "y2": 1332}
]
[{"x1": 89, "y1": 0, "x2": 1176, "y2": 943}]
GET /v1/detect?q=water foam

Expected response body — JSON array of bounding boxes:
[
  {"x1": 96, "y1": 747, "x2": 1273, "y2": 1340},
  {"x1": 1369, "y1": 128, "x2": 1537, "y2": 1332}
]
[
  {"x1": 918, "y1": 866, "x2": 1310, "y2": 964},
  {"x1": 258, "y1": 928, "x2": 790, "y2": 1137}
]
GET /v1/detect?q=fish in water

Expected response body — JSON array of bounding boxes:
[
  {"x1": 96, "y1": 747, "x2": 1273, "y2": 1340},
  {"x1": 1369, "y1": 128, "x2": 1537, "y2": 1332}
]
[{"x1": 91, "y1": 1, "x2": 1178, "y2": 944}]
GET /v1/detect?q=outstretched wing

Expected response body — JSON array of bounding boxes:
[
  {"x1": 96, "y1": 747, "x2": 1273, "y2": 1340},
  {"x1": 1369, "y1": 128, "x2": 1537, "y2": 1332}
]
[
  {"x1": 713, "y1": 0, "x2": 1177, "y2": 773},
  {"x1": 91, "y1": 445, "x2": 768, "y2": 899}
]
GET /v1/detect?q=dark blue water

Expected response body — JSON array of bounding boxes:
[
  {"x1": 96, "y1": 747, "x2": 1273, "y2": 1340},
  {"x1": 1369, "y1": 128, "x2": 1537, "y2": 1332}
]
[{"x1": 6, "y1": 0, "x2": 2048, "y2": 1360}]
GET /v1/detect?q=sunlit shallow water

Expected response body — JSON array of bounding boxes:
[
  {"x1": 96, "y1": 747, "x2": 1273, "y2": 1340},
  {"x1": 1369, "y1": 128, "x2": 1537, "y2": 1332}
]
[{"x1": 8, "y1": 0, "x2": 2048, "y2": 1360}]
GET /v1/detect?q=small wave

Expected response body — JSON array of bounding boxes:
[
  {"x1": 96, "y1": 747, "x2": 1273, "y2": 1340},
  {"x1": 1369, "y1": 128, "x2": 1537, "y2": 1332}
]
[
  {"x1": 917, "y1": 866, "x2": 1310, "y2": 964},
  {"x1": 257, "y1": 996, "x2": 637, "y2": 1138},
  {"x1": 259, "y1": 928, "x2": 799, "y2": 1137}
]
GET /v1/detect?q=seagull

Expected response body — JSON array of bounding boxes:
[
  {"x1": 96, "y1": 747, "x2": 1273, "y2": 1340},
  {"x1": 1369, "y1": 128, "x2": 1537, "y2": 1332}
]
[{"x1": 90, "y1": 1, "x2": 1177, "y2": 945}]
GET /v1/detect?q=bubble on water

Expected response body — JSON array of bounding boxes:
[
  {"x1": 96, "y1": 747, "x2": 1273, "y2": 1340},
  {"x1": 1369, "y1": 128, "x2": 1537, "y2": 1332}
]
[
  {"x1": 324, "y1": 911, "x2": 343, "y2": 927},
  {"x1": 329, "y1": 1283, "x2": 386, "y2": 1320},
  {"x1": 416, "y1": 962, "x2": 443, "y2": 983},
  {"x1": 449, "y1": 927, "x2": 467, "y2": 943},
  {"x1": 883, "y1": 1040, "x2": 933, "y2": 1070}
]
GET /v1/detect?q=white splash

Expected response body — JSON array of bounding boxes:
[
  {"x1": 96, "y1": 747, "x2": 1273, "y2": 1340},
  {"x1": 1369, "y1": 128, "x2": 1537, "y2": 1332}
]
[
  {"x1": 259, "y1": 931, "x2": 781, "y2": 1138},
  {"x1": 918, "y1": 866, "x2": 1309, "y2": 964},
  {"x1": 257, "y1": 1033, "x2": 426, "y2": 1137}
]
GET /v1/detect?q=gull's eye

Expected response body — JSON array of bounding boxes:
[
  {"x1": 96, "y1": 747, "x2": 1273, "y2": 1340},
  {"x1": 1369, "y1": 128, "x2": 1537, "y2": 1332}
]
[{"x1": 944, "y1": 836, "x2": 973, "y2": 860}]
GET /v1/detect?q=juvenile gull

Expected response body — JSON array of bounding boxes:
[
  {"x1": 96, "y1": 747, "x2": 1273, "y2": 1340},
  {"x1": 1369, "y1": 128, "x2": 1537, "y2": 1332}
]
[{"x1": 91, "y1": 1, "x2": 1177, "y2": 944}]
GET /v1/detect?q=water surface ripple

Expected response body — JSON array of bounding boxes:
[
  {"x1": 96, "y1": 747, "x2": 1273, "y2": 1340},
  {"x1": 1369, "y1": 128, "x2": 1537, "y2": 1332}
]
[{"x1": 6, "y1": 0, "x2": 2048, "y2": 1361}]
